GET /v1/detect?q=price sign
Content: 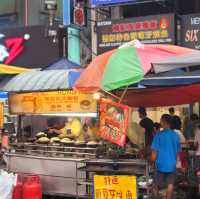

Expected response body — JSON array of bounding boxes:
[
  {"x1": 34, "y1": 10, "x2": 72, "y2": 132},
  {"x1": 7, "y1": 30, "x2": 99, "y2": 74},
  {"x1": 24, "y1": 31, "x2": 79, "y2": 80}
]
[{"x1": 94, "y1": 175, "x2": 137, "y2": 199}]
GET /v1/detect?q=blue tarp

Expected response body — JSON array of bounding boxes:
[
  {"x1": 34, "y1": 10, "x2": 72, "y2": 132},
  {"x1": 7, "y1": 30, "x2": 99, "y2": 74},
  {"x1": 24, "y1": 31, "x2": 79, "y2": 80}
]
[
  {"x1": 44, "y1": 58, "x2": 81, "y2": 70},
  {"x1": 0, "y1": 92, "x2": 7, "y2": 98},
  {"x1": 139, "y1": 69, "x2": 200, "y2": 87},
  {"x1": 68, "y1": 71, "x2": 82, "y2": 88}
]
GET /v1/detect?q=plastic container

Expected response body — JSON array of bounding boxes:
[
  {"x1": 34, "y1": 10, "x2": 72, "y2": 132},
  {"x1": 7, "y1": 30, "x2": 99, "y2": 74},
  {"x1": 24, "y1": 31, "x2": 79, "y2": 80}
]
[
  {"x1": 22, "y1": 175, "x2": 42, "y2": 199},
  {"x1": 12, "y1": 182, "x2": 23, "y2": 199},
  {"x1": 12, "y1": 175, "x2": 23, "y2": 199}
]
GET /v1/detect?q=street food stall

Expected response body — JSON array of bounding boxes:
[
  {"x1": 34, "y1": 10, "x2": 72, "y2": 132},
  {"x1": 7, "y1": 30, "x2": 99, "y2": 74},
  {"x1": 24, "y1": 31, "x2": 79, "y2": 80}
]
[
  {"x1": 0, "y1": 66, "x2": 148, "y2": 198},
  {"x1": 5, "y1": 90, "x2": 99, "y2": 197},
  {"x1": 5, "y1": 90, "x2": 151, "y2": 198},
  {"x1": 4, "y1": 43, "x2": 200, "y2": 198}
]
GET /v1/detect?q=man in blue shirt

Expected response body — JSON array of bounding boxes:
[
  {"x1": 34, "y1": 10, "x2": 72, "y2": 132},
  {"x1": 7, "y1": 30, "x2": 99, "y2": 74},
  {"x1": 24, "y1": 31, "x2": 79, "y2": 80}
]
[{"x1": 151, "y1": 114, "x2": 181, "y2": 199}]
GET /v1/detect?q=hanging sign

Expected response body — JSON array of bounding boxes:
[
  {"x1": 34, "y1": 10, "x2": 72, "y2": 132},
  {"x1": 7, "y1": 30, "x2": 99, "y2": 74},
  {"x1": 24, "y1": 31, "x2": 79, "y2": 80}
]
[
  {"x1": 97, "y1": 13, "x2": 175, "y2": 54},
  {"x1": 181, "y1": 13, "x2": 200, "y2": 50},
  {"x1": 94, "y1": 175, "x2": 137, "y2": 199},
  {"x1": 9, "y1": 91, "x2": 97, "y2": 115},
  {"x1": 99, "y1": 98, "x2": 129, "y2": 146}
]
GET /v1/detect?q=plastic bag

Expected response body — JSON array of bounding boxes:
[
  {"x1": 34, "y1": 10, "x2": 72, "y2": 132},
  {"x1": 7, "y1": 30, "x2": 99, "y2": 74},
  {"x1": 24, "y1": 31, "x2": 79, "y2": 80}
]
[{"x1": 0, "y1": 170, "x2": 17, "y2": 199}]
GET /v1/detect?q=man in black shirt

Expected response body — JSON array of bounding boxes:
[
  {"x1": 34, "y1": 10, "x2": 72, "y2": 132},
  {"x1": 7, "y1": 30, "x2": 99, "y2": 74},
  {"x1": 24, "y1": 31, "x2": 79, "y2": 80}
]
[
  {"x1": 169, "y1": 107, "x2": 182, "y2": 131},
  {"x1": 138, "y1": 107, "x2": 154, "y2": 147}
]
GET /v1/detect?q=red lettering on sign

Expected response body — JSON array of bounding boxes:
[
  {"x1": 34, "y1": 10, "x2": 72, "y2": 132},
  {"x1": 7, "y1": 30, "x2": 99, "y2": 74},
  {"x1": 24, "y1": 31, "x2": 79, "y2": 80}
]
[
  {"x1": 4, "y1": 37, "x2": 25, "y2": 65},
  {"x1": 112, "y1": 24, "x2": 120, "y2": 33}
]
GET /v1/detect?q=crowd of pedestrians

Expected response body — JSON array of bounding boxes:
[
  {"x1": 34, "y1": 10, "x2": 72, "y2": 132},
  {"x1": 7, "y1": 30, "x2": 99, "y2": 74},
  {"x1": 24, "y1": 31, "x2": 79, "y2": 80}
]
[{"x1": 137, "y1": 107, "x2": 200, "y2": 199}]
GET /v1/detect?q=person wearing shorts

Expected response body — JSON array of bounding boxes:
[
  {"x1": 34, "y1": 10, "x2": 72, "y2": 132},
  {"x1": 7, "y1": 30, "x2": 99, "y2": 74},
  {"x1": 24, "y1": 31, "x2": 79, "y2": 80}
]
[
  {"x1": 154, "y1": 171, "x2": 175, "y2": 189},
  {"x1": 151, "y1": 114, "x2": 181, "y2": 199}
]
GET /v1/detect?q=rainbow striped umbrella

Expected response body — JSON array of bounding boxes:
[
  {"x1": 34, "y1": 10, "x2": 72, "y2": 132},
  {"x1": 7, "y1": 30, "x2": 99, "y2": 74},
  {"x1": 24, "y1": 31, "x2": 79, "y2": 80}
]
[{"x1": 75, "y1": 42, "x2": 199, "y2": 92}]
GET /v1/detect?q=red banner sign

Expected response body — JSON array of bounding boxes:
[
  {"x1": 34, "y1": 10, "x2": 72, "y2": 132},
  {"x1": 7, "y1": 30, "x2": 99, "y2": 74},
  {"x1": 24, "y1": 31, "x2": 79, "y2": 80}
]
[{"x1": 99, "y1": 99, "x2": 129, "y2": 147}]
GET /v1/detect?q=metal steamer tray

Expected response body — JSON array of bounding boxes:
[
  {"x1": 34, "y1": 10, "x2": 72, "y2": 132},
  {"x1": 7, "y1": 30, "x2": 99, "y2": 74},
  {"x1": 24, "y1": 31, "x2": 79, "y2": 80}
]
[{"x1": 10, "y1": 142, "x2": 97, "y2": 159}]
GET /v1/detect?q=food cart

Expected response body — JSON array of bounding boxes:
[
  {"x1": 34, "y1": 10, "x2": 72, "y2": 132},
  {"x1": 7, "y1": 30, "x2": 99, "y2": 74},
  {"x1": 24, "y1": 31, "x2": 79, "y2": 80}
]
[
  {"x1": 4, "y1": 91, "x2": 151, "y2": 198},
  {"x1": 5, "y1": 90, "x2": 99, "y2": 197}
]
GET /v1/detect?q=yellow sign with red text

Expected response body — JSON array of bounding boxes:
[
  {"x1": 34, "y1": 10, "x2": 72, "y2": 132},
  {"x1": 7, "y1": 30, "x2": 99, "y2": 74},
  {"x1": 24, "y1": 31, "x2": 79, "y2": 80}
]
[
  {"x1": 94, "y1": 175, "x2": 137, "y2": 199},
  {"x1": 9, "y1": 91, "x2": 97, "y2": 114}
]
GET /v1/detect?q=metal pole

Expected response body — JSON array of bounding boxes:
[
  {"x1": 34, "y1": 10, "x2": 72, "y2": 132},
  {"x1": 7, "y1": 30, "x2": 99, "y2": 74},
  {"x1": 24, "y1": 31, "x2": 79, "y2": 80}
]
[
  {"x1": 58, "y1": 26, "x2": 68, "y2": 58},
  {"x1": 24, "y1": 0, "x2": 28, "y2": 26}
]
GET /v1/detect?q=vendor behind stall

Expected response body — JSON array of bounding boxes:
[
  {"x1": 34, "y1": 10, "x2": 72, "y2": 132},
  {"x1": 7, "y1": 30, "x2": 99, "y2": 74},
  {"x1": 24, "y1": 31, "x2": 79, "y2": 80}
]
[
  {"x1": 45, "y1": 117, "x2": 66, "y2": 138},
  {"x1": 138, "y1": 107, "x2": 154, "y2": 147},
  {"x1": 61, "y1": 118, "x2": 84, "y2": 141},
  {"x1": 61, "y1": 118, "x2": 98, "y2": 142}
]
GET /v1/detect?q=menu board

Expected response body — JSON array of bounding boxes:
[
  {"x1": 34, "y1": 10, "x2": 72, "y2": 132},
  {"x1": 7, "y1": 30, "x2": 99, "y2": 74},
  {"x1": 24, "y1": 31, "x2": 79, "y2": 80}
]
[
  {"x1": 9, "y1": 91, "x2": 97, "y2": 114},
  {"x1": 0, "y1": 102, "x2": 4, "y2": 129},
  {"x1": 94, "y1": 175, "x2": 137, "y2": 199},
  {"x1": 97, "y1": 13, "x2": 175, "y2": 54},
  {"x1": 181, "y1": 14, "x2": 200, "y2": 50},
  {"x1": 99, "y1": 99, "x2": 129, "y2": 147}
]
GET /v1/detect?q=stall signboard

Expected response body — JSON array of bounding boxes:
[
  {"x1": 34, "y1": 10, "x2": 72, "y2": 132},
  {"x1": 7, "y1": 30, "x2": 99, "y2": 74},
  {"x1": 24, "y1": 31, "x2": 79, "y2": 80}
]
[
  {"x1": 94, "y1": 175, "x2": 137, "y2": 199},
  {"x1": 0, "y1": 102, "x2": 4, "y2": 129},
  {"x1": 97, "y1": 13, "x2": 175, "y2": 54},
  {"x1": 91, "y1": 0, "x2": 137, "y2": 6},
  {"x1": 9, "y1": 91, "x2": 97, "y2": 114},
  {"x1": 99, "y1": 98, "x2": 129, "y2": 146},
  {"x1": 181, "y1": 14, "x2": 200, "y2": 50}
]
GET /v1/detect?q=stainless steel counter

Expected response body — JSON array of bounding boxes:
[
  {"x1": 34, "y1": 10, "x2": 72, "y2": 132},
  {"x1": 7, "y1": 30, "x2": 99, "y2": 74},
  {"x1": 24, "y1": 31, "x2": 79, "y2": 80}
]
[{"x1": 6, "y1": 153, "x2": 87, "y2": 197}]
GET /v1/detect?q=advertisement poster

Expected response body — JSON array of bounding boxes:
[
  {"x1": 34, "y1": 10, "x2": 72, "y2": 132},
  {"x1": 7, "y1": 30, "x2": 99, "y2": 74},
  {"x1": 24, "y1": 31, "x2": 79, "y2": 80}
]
[
  {"x1": 97, "y1": 13, "x2": 175, "y2": 54},
  {"x1": 9, "y1": 91, "x2": 97, "y2": 114},
  {"x1": 0, "y1": 26, "x2": 59, "y2": 68},
  {"x1": 0, "y1": 102, "x2": 4, "y2": 129},
  {"x1": 94, "y1": 175, "x2": 137, "y2": 199},
  {"x1": 181, "y1": 14, "x2": 200, "y2": 50},
  {"x1": 99, "y1": 99, "x2": 129, "y2": 147}
]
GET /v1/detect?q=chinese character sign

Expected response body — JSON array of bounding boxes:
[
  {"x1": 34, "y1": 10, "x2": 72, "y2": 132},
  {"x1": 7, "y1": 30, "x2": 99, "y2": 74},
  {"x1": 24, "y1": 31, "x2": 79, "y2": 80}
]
[
  {"x1": 94, "y1": 175, "x2": 137, "y2": 199},
  {"x1": 99, "y1": 99, "x2": 129, "y2": 147},
  {"x1": 8, "y1": 91, "x2": 97, "y2": 114},
  {"x1": 181, "y1": 14, "x2": 200, "y2": 50},
  {"x1": 97, "y1": 14, "x2": 175, "y2": 54}
]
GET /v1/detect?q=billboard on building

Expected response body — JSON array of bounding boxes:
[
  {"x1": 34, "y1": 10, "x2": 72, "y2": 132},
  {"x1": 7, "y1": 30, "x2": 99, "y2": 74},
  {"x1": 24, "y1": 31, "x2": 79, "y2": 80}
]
[
  {"x1": 0, "y1": 25, "x2": 59, "y2": 68},
  {"x1": 97, "y1": 13, "x2": 175, "y2": 54},
  {"x1": 181, "y1": 13, "x2": 200, "y2": 50}
]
